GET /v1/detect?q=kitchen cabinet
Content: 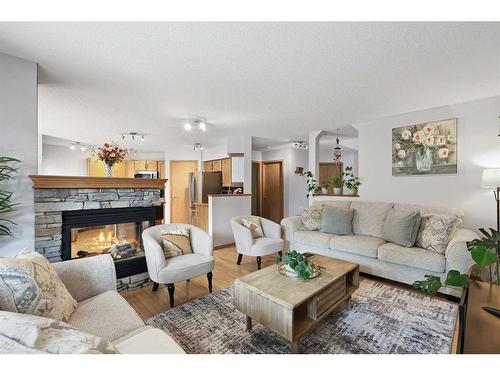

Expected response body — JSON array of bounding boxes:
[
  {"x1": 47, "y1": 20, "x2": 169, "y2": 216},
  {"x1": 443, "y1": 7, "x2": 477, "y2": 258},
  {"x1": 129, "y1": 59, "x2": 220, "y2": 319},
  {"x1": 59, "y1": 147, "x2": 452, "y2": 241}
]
[
  {"x1": 212, "y1": 159, "x2": 222, "y2": 172},
  {"x1": 87, "y1": 158, "x2": 127, "y2": 177},
  {"x1": 88, "y1": 158, "x2": 165, "y2": 178},
  {"x1": 203, "y1": 160, "x2": 213, "y2": 172},
  {"x1": 146, "y1": 160, "x2": 158, "y2": 171},
  {"x1": 221, "y1": 158, "x2": 232, "y2": 187},
  {"x1": 158, "y1": 161, "x2": 165, "y2": 179},
  {"x1": 125, "y1": 160, "x2": 135, "y2": 178},
  {"x1": 134, "y1": 160, "x2": 147, "y2": 171}
]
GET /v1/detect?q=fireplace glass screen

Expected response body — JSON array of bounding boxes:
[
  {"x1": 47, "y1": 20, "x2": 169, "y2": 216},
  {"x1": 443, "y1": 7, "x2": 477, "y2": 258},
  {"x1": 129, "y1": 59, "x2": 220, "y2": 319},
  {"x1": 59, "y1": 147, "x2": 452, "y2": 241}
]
[{"x1": 70, "y1": 221, "x2": 150, "y2": 262}]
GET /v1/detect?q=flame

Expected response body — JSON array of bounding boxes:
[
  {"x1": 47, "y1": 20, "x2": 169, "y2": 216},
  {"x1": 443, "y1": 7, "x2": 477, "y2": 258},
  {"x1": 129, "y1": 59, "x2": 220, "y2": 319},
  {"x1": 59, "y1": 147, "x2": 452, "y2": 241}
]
[{"x1": 98, "y1": 232, "x2": 105, "y2": 242}]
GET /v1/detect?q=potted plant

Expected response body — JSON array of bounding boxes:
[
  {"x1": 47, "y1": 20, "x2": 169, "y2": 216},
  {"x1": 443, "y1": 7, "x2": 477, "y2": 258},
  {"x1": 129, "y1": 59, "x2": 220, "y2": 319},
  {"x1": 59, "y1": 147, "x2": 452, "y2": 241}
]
[
  {"x1": 321, "y1": 182, "x2": 329, "y2": 195},
  {"x1": 0, "y1": 157, "x2": 20, "y2": 236},
  {"x1": 89, "y1": 143, "x2": 130, "y2": 177},
  {"x1": 343, "y1": 166, "x2": 361, "y2": 195},
  {"x1": 331, "y1": 175, "x2": 342, "y2": 195},
  {"x1": 301, "y1": 171, "x2": 320, "y2": 198},
  {"x1": 275, "y1": 250, "x2": 321, "y2": 280},
  {"x1": 413, "y1": 227, "x2": 499, "y2": 297}
]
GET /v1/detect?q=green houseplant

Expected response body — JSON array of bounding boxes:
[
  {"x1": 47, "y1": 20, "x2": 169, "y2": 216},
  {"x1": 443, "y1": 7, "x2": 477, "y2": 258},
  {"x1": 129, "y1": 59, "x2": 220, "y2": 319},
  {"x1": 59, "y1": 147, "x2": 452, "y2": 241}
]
[
  {"x1": 413, "y1": 227, "x2": 499, "y2": 296},
  {"x1": 331, "y1": 175, "x2": 342, "y2": 195},
  {"x1": 0, "y1": 157, "x2": 20, "y2": 236},
  {"x1": 343, "y1": 166, "x2": 361, "y2": 195},
  {"x1": 275, "y1": 250, "x2": 321, "y2": 280},
  {"x1": 301, "y1": 171, "x2": 319, "y2": 198},
  {"x1": 321, "y1": 182, "x2": 329, "y2": 195}
]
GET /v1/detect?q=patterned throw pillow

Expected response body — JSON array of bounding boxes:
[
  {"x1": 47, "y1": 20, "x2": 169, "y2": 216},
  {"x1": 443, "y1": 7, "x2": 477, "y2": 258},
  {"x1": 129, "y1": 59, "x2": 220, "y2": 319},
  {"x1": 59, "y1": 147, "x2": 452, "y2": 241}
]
[
  {"x1": 0, "y1": 249, "x2": 77, "y2": 322},
  {"x1": 301, "y1": 206, "x2": 323, "y2": 231},
  {"x1": 161, "y1": 228, "x2": 193, "y2": 258},
  {"x1": 0, "y1": 311, "x2": 117, "y2": 354},
  {"x1": 241, "y1": 217, "x2": 264, "y2": 238},
  {"x1": 416, "y1": 214, "x2": 459, "y2": 254}
]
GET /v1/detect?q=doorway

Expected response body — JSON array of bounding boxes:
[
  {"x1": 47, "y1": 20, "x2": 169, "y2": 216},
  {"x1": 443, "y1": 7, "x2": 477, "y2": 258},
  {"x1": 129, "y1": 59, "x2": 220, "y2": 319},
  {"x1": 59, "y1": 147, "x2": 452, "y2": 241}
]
[
  {"x1": 252, "y1": 161, "x2": 261, "y2": 216},
  {"x1": 261, "y1": 160, "x2": 284, "y2": 224},
  {"x1": 170, "y1": 160, "x2": 198, "y2": 224}
]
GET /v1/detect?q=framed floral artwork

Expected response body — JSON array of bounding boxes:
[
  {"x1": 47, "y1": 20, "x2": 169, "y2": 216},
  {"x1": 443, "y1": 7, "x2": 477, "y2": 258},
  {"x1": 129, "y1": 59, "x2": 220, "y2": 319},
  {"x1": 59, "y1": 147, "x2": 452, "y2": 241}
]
[{"x1": 392, "y1": 118, "x2": 457, "y2": 176}]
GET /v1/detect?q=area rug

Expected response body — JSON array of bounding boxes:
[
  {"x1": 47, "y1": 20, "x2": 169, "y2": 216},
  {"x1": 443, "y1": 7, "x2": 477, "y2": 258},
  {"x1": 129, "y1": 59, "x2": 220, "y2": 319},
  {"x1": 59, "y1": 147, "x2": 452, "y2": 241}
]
[{"x1": 146, "y1": 279, "x2": 457, "y2": 354}]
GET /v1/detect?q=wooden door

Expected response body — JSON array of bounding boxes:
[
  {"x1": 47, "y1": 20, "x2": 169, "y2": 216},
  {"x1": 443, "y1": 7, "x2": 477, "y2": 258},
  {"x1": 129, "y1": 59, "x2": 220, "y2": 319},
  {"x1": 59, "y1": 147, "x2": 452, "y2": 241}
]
[
  {"x1": 221, "y1": 158, "x2": 232, "y2": 187},
  {"x1": 212, "y1": 159, "x2": 222, "y2": 172},
  {"x1": 319, "y1": 162, "x2": 343, "y2": 188},
  {"x1": 157, "y1": 161, "x2": 165, "y2": 179},
  {"x1": 203, "y1": 161, "x2": 213, "y2": 172},
  {"x1": 261, "y1": 160, "x2": 284, "y2": 223},
  {"x1": 146, "y1": 160, "x2": 158, "y2": 171},
  {"x1": 170, "y1": 160, "x2": 198, "y2": 224},
  {"x1": 134, "y1": 160, "x2": 147, "y2": 171},
  {"x1": 252, "y1": 161, "x2": 261, "y2": 216}
]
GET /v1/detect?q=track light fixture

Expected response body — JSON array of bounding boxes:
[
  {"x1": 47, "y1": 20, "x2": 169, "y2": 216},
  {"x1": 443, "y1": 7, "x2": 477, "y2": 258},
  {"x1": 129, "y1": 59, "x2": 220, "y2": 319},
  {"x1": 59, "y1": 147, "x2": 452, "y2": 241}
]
[
  {"x1": 121, "y1": 132, "x2": 146, "y2": 141},
  {"x1": 292, "y1": 141, "x2": 308, "y2": 150},
  {"x1": 69, "y1": 142, "x2": 88, "y2": 152},
  {"x1": 194, "y1": 143, "x2": 203, "y2": 151},
  {"x1": 184, "y1": 118, "x2": 208, "y2": 132}
]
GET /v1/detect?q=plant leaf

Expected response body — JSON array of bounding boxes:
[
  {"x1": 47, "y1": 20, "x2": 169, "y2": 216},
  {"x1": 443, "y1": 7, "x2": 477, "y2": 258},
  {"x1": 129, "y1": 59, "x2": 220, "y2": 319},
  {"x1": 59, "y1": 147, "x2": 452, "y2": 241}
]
[
  {"x1": 412, "y1": 275, "x2": 442, "y2": 296},
  {"x1": 445, "y1": 270, "x2": 469, "y2": 287},
  {"x1": 471, "y1": 245, "x2": 498, "y2": 267}
]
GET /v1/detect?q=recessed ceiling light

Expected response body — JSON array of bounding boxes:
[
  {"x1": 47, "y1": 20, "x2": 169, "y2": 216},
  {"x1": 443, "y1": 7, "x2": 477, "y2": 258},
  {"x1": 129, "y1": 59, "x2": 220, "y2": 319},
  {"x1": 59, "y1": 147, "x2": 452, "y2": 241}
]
[
  {"x1": 80, "y1": 146, "x2": 87, "y2": 152},
  {"x1": 184, "y1": 122, "x2": 192, "y2": 131},
  {"x1": 69, "y1": 145, "x2": 76, "y2": 150},
  {"x1": 199, "y1": 122, "x2": 206, "y2": 131}
]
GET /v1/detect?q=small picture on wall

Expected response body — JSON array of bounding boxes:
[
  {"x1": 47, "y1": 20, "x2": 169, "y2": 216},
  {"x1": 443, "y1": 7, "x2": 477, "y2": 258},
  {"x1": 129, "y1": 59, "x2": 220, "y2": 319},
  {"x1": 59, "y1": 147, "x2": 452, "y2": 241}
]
[{"x1": 392, "y1": 118, "x2": 457, "y2": 176}]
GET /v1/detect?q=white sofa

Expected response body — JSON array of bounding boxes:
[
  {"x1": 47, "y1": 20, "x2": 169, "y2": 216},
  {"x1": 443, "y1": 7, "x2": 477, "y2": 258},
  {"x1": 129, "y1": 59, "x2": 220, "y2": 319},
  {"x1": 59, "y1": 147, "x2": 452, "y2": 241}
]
[
  {"x1": 281, "y1": 200, "x2": 478, "y2": 297},
  {"x1": 52, "y1": 254, "x2": 185, "y2": 353}
]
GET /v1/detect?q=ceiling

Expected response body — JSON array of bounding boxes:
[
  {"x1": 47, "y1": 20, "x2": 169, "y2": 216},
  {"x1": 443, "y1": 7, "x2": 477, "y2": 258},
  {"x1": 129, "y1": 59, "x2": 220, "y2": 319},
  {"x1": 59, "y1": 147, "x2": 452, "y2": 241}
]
[{"x1": 1, "y1": 22, "x2": 499, "y2": 152}]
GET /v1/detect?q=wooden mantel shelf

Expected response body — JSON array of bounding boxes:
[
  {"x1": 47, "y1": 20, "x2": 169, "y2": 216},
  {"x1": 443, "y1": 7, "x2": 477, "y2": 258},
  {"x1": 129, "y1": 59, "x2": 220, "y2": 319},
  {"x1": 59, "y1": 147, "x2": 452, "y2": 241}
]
[{"x1": 29, "y1": 175, "x2": 168, "y2": 189}]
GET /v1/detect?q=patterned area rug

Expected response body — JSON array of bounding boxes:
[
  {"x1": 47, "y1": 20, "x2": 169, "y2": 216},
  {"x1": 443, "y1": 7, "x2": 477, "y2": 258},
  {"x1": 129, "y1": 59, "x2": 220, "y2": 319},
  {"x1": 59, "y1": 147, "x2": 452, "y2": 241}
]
[{"x1": 146, "y1": 279, "x2": 457, "y2": 354}]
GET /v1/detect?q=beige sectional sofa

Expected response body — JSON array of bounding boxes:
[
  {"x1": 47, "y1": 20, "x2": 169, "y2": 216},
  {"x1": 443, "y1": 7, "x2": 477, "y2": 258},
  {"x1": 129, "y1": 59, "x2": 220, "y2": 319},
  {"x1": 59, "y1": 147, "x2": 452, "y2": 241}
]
[{"x1": 281, "y1": 200, "x2": 478, "y2": 297}]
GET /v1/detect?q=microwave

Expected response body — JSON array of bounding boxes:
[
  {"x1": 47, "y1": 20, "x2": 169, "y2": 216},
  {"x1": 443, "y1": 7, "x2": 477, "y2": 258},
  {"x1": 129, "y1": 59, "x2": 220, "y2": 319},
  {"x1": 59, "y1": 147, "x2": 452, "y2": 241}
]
[{"x1": 134, "y1": 171, "x2": 158, "y2": 179}]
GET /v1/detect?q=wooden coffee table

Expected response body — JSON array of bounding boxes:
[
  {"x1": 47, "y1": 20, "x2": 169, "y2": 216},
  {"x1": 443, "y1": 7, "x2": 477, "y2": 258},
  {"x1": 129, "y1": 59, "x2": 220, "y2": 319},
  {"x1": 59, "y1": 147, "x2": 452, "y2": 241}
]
[{"x1": 233, "y1": 255, "x2": 359, "y2": 353}]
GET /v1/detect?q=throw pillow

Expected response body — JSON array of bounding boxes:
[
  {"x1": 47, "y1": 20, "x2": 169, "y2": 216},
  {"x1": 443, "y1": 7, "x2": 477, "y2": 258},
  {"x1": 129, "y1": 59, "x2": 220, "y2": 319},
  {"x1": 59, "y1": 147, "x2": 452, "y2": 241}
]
[
  {"x1": 241, "y1": 217, "x2": 264, "y2": 238},
  {"x1": 0, "y1": 249, "x2": 77, "y2": 322},
  {"x1": 382, "y1": 209, "x2": 421, "y2": 247},
  {"x1": 416, "y1": 214, "x2": 459, "y2": 254},
  {"x1": 320, "y1": 206, "x2": 354, "y2": 235},
  {"x1": 301, "y1": 206, "x2": 323, "y2": 231},
  {"x1": 0, "y1": 311, "x2": 117, "y2": 354},
  {"x1": 161, "y1": 228, "x2": 193, "y2": 258}
]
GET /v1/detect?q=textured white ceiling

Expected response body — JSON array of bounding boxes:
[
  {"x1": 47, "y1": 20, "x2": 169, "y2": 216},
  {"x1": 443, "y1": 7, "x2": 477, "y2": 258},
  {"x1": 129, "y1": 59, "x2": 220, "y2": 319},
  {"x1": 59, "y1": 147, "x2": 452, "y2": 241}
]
[{"x1": 1, "y1": 22, "x2": 499, "y2": 151}]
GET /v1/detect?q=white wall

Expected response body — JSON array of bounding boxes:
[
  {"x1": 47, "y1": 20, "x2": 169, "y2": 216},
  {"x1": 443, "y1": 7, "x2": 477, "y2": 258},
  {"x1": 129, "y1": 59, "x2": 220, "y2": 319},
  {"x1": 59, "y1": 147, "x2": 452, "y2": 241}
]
[
  {"x1": 261, "y1": 147, "x2": 309, "y2": 217},
  {"x1": 201, "y1": 144, "x2": 227, "y2": 161},
  {"x1": 42, "y1": 144, "x2": 87, "y2": 176},
  {"x1": 356, "y1": 95, "x2": 500, "y2": 230},
  {"x1": 209, "y1": 195, "x2": 251, "y2": 247},
  {"x1": 0, "y1": 53, "x2": 38, "y2": 255}
]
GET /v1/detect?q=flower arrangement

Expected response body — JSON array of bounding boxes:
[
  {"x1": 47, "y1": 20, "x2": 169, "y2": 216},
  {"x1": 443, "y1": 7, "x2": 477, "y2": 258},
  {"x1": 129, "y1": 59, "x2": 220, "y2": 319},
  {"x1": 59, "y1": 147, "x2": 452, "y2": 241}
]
[
  {"x1": 89, "y1": 143, "x2": 131, "y2": 176},
  {"x1": 392, "y1": 120, "x2": 456, "y2": 173}
]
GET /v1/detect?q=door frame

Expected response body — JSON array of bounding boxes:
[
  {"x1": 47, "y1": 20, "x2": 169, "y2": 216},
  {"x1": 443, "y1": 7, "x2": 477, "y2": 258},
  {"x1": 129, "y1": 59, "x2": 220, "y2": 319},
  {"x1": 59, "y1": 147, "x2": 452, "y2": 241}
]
[
  {"x1": 261, "y1": 159, "x2": 284, "y2": 223},
  {"x1": 169, "y1": 160, "x2": 199, "y2": 224},
  {"x1": 252, "y1": 161, "x2": 262, "y2": 216}
]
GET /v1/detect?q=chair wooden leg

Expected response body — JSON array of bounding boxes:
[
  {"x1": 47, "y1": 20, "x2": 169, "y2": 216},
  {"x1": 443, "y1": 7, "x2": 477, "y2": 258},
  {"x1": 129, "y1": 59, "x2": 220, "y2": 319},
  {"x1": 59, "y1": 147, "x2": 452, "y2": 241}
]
[
  {"x1": 278, "y1": 250, "x2": 283, "y2": 261},
  {"x1": 236, "y1": 254, "x2": 243, "y2": 265},
  {"x1": 256, "y1": 256, "x2": 262, "y2": 270},
  {"x1": 167, "y1": 283, "x2": 175, "y2": 307},
  {"x1": 207, "y1": 272, "x2": 213, "y2": 293},
  {"x1": 152, "y1": 282, "x2": 159, "y2": 292}
]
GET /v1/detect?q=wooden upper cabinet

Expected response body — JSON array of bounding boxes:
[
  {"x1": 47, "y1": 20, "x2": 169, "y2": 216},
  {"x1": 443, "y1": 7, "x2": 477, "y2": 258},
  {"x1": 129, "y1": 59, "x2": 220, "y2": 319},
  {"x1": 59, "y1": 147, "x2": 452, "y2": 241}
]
[
  {"x1": 134, "y1": 160, "x2": 147, "y2": 171},
  {"x1": 212, "y1": 159, "x2": 222, "y2": 172},
  {"x1": 221, "y1": 158, "x2": 232, "y2": 187},
  {"x1": 87, "y1": 158, "x2": 126, "y2": 177},
  {"x1": 158, "y1": 161, "x2": 165, "y2": 179},
  {"x1": 112, "y1": 162, "x2": 127, "y2": 177},
  {"x1": 146, "y1": 160, "x2": 158, "y2": 171},
  {"x1": 203, "y1": 160, "x2": 213, "y2": 172},
  {"x1": 125, "y1": 160, "x2": 135, "y2": 177}
]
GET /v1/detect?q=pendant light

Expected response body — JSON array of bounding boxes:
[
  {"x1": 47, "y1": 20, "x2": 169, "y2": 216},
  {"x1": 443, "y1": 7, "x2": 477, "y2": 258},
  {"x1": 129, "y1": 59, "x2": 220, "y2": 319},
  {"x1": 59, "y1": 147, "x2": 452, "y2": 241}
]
[{"x1": 333, "y1": 128, "x2": 342, "y2": 164}]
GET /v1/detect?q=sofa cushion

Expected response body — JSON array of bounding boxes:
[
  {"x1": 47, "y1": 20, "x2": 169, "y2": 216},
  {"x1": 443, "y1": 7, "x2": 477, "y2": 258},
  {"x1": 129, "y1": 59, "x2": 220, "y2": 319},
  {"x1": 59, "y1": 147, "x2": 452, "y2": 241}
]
[
  {"x1": 294, "y1": 230, "x2": 334, "y2": 249},
  {"x1": 241, "y1": 216, "x2": 264, "y2": 238},
  {"x1": 0, "y1": 311, "x2": 117, "y2": 354},
  {"x1": 320, "y1": 206, "x2": 354, "y2": 235},
  {"x1": 416, "y1": 214, "x2": 459, "y2": 254},
  {"x1": 351, "y1": 202, "x2": 393, "y2": 237},
  {"x1": 382, "y1": 209, "x2": 421, "y2": 247},
  {"x1": 0, "y1": 249, "x2": 77, "y2": 322},
  {"x1": 113, "y1": 326, "x2": 185, "y2": 354},
  {"x1": 393, "y1": 203, "x2": 464, "y2": 221},
  {"x1": 300, "y1": 206, "x2": 323, "y2": 231},
  {"x1": 378, "y1": 243, "x2": 446, "y2": 273},
  {"x1": 68, "y1": 290, "x2": 144, "y2": 342},
  {"x1": 158, "y1": 254, "x2": 214, "y2": 284},
  {"x1": 330, "y1": 235, "x2": 386, "y2": 258},
  {"x1": 311, "y1": 200, "x2": 351, "y2": 209},
  {"x1": 161, "y1": 228, "x2": 193, "y2": 258}
]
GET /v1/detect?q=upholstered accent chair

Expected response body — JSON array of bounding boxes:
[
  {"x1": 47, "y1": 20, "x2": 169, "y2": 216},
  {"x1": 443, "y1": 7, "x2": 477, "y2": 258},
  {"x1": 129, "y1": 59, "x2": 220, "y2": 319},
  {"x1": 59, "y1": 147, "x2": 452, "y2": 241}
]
[
  {"x1": 230, "y1": 216, "x2": 284, "y2": 270},
  {"x1": 142, "y1": 224, "x2": 214, "y2": 307}
]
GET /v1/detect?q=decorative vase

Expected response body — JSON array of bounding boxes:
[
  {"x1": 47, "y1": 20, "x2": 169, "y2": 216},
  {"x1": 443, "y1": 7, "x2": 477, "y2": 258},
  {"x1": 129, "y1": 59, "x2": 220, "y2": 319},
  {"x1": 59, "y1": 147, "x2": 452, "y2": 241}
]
[
  {"x1": 333, "y1": 187, "x2": 342, "y2": 195},
  {"x1": 345, "y1": 188, "x2": 357, "y2": 196},
  {"x1": 321, "y1": 187, "x2": 328, "y2": 195},
  {"x1": 415, "y1": 148, "x2": 432, "y2": 172},
  {"x1": 103, "y1": 162, "x2": 113, "y2": 177}
]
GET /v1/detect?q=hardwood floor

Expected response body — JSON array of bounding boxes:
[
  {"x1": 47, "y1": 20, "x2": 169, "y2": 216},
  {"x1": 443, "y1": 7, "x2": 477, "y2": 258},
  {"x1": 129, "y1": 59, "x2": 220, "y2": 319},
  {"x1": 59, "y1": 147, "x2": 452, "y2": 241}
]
[{"x1": 121, "y1": 245, "x2": 459, "y2": 353}]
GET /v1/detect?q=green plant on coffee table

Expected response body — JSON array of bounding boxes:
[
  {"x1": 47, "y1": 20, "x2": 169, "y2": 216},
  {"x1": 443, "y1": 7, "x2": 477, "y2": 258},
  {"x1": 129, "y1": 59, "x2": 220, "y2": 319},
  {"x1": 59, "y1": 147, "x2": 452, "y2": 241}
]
[
  {"x1": 275, "y1": 250, "x2": 321, "y2": 280},
  {"x1": 0, "y1": 157, "x2": 20, "y2": 236},
  {"x1": 301, "y1": 171, "x2": 319, "y2": 198},
  {"x1": 331, "y1": 175, "x2": 342, "y2": 189},
  {"x1": 412, "y1": 227, "x2": 500, "y2": 297}
]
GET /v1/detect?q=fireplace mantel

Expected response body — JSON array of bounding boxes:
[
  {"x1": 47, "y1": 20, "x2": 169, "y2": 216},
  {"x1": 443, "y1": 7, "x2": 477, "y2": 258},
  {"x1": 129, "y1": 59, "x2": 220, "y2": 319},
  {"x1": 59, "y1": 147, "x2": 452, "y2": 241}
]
[{"x1": 30, "y1": 175, "x2": 167, "y2": 189}]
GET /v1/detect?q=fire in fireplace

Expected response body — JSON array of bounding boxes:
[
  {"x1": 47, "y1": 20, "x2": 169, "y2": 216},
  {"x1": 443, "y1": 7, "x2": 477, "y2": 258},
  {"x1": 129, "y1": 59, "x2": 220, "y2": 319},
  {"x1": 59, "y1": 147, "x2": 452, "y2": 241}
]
[{"x1": 62, "y1": 207, "x2": 156, "y2": 278}]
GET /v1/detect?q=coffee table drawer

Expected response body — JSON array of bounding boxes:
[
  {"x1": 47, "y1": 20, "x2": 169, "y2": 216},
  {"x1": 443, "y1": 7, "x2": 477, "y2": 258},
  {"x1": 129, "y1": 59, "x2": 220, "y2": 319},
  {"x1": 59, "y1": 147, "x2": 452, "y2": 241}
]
[{"x1": 307, "y1": 276, "x2": 346, "y2": 320}]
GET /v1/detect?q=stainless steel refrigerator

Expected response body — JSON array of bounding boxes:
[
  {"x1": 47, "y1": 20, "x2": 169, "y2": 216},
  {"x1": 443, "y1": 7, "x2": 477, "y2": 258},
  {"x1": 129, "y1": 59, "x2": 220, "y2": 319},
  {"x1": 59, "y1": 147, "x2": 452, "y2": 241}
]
[{"x1": 188, "y1": 172, "x2": 222, "y2": 223}]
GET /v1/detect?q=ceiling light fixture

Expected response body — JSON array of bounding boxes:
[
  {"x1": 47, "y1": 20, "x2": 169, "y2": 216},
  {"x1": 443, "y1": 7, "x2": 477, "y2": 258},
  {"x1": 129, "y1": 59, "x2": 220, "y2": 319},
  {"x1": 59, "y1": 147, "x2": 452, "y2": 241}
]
[
  {"x1": 194, "y1": 143, "x2": 203, "y2": 151},
  {"x1": 121, "y1": 132, "x2": 146, "y2": 141},
  {"x1": 333, "y1": 128, "x2": 342, "y2": 164},
  {"x1": 184, "y1": 118, "x2": 209, "y2": 132},
  {"x1": 69, "y1": 145, "x2": 76, "y2": 150},
  {"x1": 69, "y1": 142, "x2": 88, "y2": 152},
  {"x1": 292, "y1": 141, "x2": 308, "y2": 150},
  {"x1": 184, "y1": 122, "x2": 192, "y2": 131}
]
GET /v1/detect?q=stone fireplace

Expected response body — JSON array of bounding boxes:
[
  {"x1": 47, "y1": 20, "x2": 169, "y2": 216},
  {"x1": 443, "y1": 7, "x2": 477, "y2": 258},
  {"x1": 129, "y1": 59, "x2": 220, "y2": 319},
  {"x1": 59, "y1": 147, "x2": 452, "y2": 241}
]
[{"x1": 30, "y1": 176, "x2": 167, "y2": 292}]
